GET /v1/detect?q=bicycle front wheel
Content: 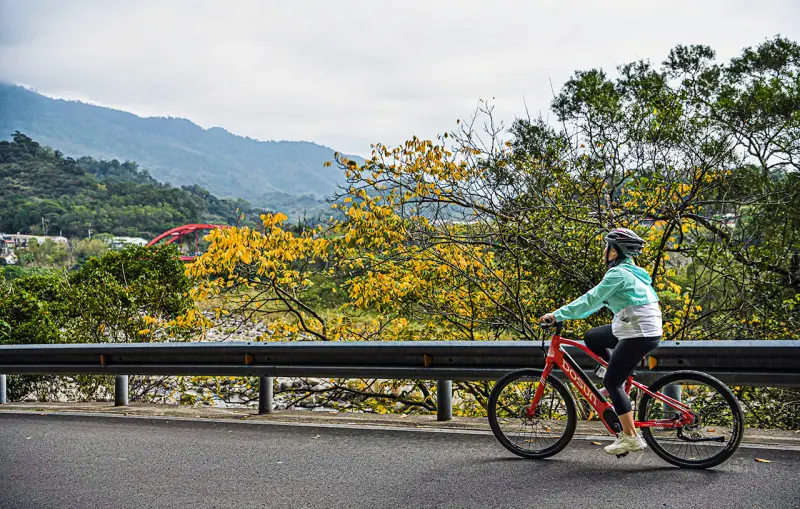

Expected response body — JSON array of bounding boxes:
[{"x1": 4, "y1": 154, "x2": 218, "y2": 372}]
[
  {"x1": 488, "y1": 368, "x2": 576, "y2": 459},
  {"x1": 638, "y1": 370, "x2": 744, "y2": 469}
]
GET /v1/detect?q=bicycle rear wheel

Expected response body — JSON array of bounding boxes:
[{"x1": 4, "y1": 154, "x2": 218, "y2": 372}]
[
  {"x1": 638, "y1": 370, "x2": 744, "y2": 469},
  {"x1": 488, "y1": 368, "x2": 576, "y2": 459}
]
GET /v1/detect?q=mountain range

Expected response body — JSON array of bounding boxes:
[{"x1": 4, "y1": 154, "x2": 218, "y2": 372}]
[{"x1": 0, "y1": 83, "x2": 360, "y2": 213}]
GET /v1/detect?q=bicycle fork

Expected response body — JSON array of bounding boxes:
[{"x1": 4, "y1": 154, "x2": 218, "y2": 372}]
[{"x1": 525, "y1": 363, "x2": 554, "y2": 419}]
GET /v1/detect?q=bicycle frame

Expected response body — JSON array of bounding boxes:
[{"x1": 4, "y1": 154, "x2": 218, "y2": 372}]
[{"x1": 530, "y1": 328, "x2": 696, "y2": 435}]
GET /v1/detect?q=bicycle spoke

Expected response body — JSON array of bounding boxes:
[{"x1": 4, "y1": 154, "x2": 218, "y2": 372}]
[
  {"x1": 490, "y1": 372, "x2": 574, "y2": 457},
  {"x1": 640, "y1": 373, "x2": 743, "y2": 468}
]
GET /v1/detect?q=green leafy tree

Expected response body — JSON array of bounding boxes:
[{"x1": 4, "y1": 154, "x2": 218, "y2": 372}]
[
  {"x1": 0, "y1": 244, "x2": 200, "y2": 401},
  {"x1": 70, "y1": 238, "x2": 109, "y2": 266},
  {"x1": 17, "y1": 240, "x2": 70, "y2": 268},
  {"x1": 66, "y1": 244, "x2": 197, "y2": 343},
  {"x1": 0, "y1": 272, "x2": 69, "y2": 345}
]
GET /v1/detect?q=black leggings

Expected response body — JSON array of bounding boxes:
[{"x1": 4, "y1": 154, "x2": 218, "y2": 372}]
[{"x1": 584, "y1": 324, "x2": 660, "y2": 415}]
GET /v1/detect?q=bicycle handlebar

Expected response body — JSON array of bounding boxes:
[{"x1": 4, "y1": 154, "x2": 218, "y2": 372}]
[{"x1": 540, "y1": 321, "x2": 564, "y2": 336}]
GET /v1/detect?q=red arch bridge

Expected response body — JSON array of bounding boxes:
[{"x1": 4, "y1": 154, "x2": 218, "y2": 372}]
[{"x1": 146, "y1": 224, "x2": 228, "y2": 262}]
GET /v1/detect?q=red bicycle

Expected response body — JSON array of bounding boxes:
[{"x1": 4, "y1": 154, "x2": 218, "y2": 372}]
[{"x1": 488, "y1": 323, "x2": 744, "y2": 469}]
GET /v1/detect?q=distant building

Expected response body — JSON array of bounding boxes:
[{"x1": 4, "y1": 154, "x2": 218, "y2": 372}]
[
  {"x1": 108, "y1": 236, "x2": 148, "y2": 249},
  {"x1": 2, "y1": 233, "x2": 69, "y2": 249},
  {"x1": 0, "y1": 235, "x2": 13, "y2": 254},
  {"x1": 0, "y1": 234, "x2": 17, "y2": 265},
  {"x1": 0, "y1": 233, "x2": 72, "y2": 265}
]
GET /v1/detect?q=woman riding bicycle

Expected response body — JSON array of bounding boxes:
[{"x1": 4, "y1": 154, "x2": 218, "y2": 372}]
[{"x1": 539, "y1": 228, "x2": 662, "y2": 456}]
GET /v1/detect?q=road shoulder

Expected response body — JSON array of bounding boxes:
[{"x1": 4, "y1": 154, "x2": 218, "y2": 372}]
[{"x1": 2, "y1": 401, "x2": 798, "y2": 448}]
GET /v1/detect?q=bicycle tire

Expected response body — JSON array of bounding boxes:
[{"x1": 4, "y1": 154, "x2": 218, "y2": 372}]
[
  {"x1": 488, "y1": 368, "x2": 577, "y2": 459},
  {"x1": 638, "y1": 370, "x2": 744, "y2": 469}
]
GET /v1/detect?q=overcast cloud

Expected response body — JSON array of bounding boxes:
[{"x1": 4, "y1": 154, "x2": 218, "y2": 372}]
[{"x1": 1, "y1": 0, "x2": 798, "y2": 155}]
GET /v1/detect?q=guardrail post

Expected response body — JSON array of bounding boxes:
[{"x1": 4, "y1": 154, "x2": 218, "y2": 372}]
[
  {"x1": 258, "y1": 375, "x2": 273, "y2": 414},
  {"x1": 437, "y1": 379, "x2": 452, "y2": 421},
  {"x1": 115, "y1": 375, "x2": 129, "y2": 406},
  {"x1": 663, "y1": 384, "x2": 681, "y2": 418},
  {"x1": 0, "y1": 374, "x2": 6, "y2": 404}
]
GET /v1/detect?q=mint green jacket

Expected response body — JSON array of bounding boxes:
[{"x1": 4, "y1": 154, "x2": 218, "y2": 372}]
[{"x1": 553, "y1": 259, "x2": 660, "y2": 321}]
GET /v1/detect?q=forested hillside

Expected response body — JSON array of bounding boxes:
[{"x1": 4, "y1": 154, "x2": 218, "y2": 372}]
[
  {"x1": 0, "y1": 83, "x2": 355, "y2": 211},
  {"x1": 0, "y1": 133, "x2": 263, "y2": 238}
]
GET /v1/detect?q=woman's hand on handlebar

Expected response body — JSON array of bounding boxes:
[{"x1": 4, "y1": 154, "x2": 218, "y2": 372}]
[{"x1": 539, "y1": 312, "x2": 556, "y2": 326}]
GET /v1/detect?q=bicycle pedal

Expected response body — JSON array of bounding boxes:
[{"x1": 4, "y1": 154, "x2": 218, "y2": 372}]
[{"x1": 616, "y1": 452, "x2": 629, "y2": 458}]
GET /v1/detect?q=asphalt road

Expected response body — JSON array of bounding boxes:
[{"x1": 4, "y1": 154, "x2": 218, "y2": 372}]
[{"x1": 1, "y1": 413, "x2": 798, "y2": 509}]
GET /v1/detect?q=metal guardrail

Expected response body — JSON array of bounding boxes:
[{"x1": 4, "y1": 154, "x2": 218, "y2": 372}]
[{"x1": 1, "y1": 340, "x2": 798, "y2": 419}]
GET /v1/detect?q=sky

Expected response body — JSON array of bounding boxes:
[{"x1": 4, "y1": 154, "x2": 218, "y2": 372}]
[{"x1": 1, "y1": 0, "x2": 799, "y2": 156}]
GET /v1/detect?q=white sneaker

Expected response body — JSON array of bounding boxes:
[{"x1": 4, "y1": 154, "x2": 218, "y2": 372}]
[{"x1": 604, "y1": 433, "x2": 647, "y2": 455}]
